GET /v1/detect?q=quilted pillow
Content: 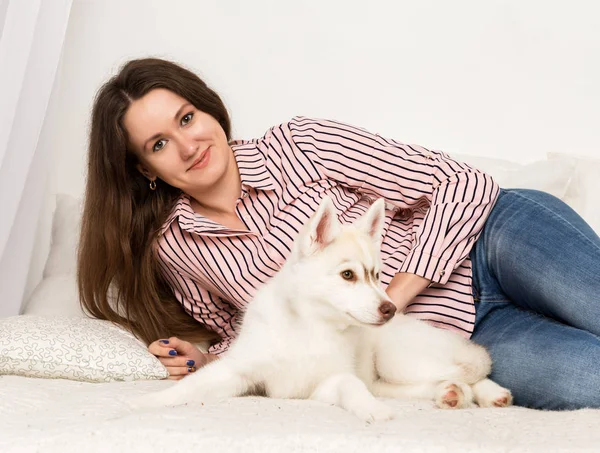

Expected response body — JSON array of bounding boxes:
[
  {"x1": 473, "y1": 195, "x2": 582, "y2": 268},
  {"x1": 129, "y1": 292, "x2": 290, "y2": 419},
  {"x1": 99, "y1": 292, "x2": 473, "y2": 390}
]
[{"x1": 0, "y1": 315, "x2": 168, "y2": 382}]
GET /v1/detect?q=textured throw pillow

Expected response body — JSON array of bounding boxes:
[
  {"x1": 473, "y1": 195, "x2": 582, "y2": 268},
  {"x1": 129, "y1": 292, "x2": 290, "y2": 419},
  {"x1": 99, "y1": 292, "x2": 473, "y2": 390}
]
[{"x1": 0, "y1": 315, "x2": 168, "y2": 382}]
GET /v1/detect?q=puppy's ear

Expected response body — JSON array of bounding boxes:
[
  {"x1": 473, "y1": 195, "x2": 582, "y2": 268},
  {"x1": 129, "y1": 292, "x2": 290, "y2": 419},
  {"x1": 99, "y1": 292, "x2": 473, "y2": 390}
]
[
  {"x1": 357, "y1": 198, "x2": 386, "y2": 243},
  {"x1": 298, "y1": 196, "x2": 340, "y2": 257}
]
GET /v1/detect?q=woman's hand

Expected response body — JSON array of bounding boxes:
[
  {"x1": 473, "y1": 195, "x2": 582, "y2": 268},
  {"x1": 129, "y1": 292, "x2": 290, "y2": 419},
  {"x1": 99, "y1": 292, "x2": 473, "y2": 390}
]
[{"x1": 147, "y1": 336, "x2": 217, "y2": 380}]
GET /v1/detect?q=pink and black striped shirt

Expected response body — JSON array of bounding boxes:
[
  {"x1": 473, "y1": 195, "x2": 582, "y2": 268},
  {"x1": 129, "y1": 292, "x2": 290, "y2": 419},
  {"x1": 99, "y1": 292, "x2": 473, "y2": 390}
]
[{"x1": 156, "y1": 116, "x2": 500, "y2": 354}]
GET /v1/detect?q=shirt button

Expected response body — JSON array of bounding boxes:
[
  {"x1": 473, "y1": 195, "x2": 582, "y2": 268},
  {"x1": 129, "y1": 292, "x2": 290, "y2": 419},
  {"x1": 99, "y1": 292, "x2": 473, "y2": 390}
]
[
  {"x1": 243, "y1": 215, "x2": 251, "y2": 221},
  {"x1": 439, "y1": 270, "x2": 445, "y2": 277}
]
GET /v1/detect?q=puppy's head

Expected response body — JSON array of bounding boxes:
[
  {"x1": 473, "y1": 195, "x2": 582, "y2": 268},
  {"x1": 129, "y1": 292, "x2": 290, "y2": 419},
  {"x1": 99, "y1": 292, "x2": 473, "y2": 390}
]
[{"x1": 290, "y1": 196, "x2": 396, "y2": 327}]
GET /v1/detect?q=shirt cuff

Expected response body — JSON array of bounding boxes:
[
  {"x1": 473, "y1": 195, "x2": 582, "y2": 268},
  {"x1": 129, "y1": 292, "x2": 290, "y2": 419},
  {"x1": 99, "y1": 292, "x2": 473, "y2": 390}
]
[
  {"x1": 398, "y1": 251, "x2": 454, "y2": 285},
  {"x1": 207, "y1": 337, "x2": 232, "y2": 356}
]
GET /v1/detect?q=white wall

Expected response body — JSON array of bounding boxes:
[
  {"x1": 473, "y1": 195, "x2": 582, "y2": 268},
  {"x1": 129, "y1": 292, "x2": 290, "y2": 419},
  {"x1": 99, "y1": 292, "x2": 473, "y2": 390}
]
[{"x1": 23, "y1": 0, "x2": 600, "y2": 306}]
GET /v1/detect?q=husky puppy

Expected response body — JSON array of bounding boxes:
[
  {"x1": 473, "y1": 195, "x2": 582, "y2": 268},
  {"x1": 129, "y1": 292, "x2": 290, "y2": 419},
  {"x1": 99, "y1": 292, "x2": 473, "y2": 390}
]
[
  {"x1": 132, "y1": 196, "x2": 398, "y2": 421},
  {"x1": 131, "y1": 197, "x2": 511, "y2": 419}
]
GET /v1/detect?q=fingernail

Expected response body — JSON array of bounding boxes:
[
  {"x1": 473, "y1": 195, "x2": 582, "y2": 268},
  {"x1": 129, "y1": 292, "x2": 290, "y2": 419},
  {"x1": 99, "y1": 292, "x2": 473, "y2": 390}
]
[
  {"x1": 159, "y1": 340, "x2": 169, "y2": 344},
  {"x1": 188, "y1": 367, "x2": 197, "y2": 373},
  {"x1": 186, "y1": 360, "x2": 195, "y2": 366},
  {"x1": 168, "y1": 349, "x2": 177, "y2": 356}
]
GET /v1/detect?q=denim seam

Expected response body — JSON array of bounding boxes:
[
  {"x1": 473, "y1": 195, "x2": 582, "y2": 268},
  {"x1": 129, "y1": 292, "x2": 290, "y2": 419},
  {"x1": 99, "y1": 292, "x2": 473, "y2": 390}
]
[
  {"x1": 509, "y1": 190, "x2": 600, "y2": 253},
  {"x1": 476, "y1": 297, "x2": 512, "y2": 303}
]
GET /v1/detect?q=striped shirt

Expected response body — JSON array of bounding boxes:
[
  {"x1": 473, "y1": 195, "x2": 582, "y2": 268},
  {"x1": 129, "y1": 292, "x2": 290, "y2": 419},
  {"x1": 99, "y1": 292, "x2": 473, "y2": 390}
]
[{"x1": 156, "y1": 116, "x2": 500, "y2": 355}]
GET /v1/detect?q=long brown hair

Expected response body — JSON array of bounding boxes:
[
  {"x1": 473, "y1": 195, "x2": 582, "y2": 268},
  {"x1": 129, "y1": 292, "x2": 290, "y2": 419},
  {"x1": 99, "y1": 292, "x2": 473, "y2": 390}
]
[{"x1": 78, "y1": 58, "x2": 228, "y2": 345}]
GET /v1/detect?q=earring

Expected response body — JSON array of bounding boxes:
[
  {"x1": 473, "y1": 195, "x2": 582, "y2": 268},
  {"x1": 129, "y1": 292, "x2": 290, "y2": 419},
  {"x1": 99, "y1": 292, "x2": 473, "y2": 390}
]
[{"x1": 149, "y1": 180, "x2": 157, "y2": 191}]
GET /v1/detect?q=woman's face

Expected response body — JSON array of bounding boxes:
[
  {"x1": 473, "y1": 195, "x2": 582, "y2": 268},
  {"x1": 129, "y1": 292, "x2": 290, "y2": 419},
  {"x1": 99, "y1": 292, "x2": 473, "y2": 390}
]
[{"x1": 123, "y1": 88, "x2": 231, "y2": 195}]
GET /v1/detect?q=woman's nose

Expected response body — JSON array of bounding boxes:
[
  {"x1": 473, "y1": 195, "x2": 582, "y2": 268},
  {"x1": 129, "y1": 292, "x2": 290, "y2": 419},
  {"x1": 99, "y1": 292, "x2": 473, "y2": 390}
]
[{"x1": 178, "y1": 136, "x2": 198, "y2": 159}]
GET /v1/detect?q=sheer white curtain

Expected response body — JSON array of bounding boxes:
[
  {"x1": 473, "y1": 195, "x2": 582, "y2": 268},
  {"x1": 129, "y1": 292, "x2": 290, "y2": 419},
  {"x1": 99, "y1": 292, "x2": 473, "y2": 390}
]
[{"x1": 0, "y1": 0, "x2": 72, "y2": 317}]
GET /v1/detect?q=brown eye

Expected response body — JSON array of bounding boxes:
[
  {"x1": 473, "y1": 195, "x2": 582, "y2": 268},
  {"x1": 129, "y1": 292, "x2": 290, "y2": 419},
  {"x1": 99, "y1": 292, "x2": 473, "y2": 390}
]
[
  {"x1": 181, "y1": 112, "x2": 194, "y2": 126},
  {"x1": 341, "y1": 270, "x2": 354, "y2": 280}
]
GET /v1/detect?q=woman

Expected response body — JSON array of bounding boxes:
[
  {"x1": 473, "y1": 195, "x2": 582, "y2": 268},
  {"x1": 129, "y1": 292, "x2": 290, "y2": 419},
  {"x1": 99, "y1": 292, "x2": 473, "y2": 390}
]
[{"x1": 78, "y1": 57, "x2": 600, "y2": 410}]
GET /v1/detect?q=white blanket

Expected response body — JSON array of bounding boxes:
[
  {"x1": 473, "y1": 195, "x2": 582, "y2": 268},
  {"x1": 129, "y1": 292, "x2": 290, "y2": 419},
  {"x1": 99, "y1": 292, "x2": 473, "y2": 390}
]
[{"x1": 1, "y1": 375, "x2": 599, "y2": 453}]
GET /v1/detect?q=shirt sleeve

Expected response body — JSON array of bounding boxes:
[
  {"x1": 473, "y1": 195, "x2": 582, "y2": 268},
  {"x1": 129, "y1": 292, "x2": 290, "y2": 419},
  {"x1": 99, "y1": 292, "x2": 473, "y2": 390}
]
[
  {"x1": 157, "y1": 257, "x2": 239, "y2": 355},
  {"x1": 282, "y1": 116, "x2": 500, "y2": 285}
]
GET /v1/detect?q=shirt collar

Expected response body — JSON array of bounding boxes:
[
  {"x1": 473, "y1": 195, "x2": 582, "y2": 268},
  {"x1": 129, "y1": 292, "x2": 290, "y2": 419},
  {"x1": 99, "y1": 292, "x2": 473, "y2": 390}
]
[
  {"x1": 231, "y1": 139, "x2": 277, "y2": 192},
  {"x1": 158, "y1": 140, "x2": 276, "y2": 236}
]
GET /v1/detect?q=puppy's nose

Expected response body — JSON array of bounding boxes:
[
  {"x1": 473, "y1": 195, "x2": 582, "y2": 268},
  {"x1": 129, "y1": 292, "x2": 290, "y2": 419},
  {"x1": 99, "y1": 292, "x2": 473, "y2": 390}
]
[{"x1": 378, "y1": 301, "x2": 397, "y2": 321}]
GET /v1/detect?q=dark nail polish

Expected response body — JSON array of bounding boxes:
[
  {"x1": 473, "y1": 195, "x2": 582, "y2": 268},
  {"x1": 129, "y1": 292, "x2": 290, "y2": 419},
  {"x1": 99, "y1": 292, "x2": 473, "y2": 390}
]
[
  {"x1": 188, "y1": 367, "x2": 197, "y2": 373},
  {"x1": 186, "y1": 360, "x2": 195, "y2": 366},
  {"x1": 159, "y1": 340, "x2": 169, "y2": 344},
  {"x1": 169, "y1": 349, "x2": 177, "y2": 356}
]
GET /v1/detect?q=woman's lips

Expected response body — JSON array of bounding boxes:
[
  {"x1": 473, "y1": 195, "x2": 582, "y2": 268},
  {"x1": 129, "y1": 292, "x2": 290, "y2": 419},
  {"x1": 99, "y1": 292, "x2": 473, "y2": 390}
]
[{"x1": 188, "y1": 148, "x2": 211, "y2": 171}]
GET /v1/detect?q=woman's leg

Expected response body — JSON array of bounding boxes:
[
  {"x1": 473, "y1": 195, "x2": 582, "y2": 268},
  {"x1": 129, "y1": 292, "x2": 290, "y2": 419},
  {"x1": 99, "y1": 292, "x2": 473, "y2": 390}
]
[
  {"x1": 470, "y1": 189, "x2": 600, "y2": 409},
  {"x1": 472, "y1": 300, "x2": 600, "y2": 409}
]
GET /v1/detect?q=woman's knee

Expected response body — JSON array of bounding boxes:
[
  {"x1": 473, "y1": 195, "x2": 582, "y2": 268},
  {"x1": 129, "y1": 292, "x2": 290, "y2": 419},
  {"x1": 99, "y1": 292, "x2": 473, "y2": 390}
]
[{"x1": 489, "y1": 336, "x2": 600, "y2": 410}]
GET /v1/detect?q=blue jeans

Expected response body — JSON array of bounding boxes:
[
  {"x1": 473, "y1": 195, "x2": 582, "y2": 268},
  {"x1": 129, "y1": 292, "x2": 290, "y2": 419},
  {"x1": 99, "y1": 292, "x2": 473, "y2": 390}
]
[{"x1": 470, "y1": 188, "x2": 600, "y2": 410}]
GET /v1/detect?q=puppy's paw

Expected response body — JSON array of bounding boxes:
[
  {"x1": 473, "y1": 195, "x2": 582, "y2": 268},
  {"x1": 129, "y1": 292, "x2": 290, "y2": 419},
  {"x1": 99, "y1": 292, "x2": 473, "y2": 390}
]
[
  {"x1": 435, "y1": 381, "x2": 474, "y2": 409},
  {"x1": 353, "y1": 400, "x2": 396, "y2": 423},
  {"x1": 472, "y1": 379, "x2": 513, "y2": 408}
]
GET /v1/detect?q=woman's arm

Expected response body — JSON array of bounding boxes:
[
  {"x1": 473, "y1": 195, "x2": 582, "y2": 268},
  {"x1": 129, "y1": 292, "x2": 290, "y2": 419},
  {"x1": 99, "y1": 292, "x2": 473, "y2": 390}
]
[
  {"x1": 386, "y1": 272, "x2": 431, "y2": 312},
  {"x1": 277, "y1": 116, "x2": 500, "y2": 286}
]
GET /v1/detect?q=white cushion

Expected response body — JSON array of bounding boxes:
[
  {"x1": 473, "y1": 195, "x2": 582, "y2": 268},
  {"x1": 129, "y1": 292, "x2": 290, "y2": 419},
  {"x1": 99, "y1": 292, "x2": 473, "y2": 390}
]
[
  {"x1": 23, "y1": 274, "x2": 83, "y2": 317},
  {"x1": 450, "y1": 153, "x2": 575, "y2": 200},
  {"x1": 23, "y1": 194, "x2": 84, "y2": 316},
  {"x1": 43, "y1": 193, "x2": 81, "y2": 277},
  {"x1": 0, "y1": 315, "x2": 168, "y2": 382},
  {"x1": 547, "y1": 152, "x2": 600, "y2": 233}
]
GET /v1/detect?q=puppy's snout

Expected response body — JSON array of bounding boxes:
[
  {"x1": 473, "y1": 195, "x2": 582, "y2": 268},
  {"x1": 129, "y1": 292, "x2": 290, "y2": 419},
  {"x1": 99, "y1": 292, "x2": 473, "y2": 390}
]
[{"x1": 378, "y1": 301, "x2": 396, "y2": 321}]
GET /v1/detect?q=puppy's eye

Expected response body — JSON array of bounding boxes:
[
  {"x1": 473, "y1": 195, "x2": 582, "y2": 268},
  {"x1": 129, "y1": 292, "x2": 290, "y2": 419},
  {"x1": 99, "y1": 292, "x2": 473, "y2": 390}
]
[
  {"x1": 375, "y1": 272, "x2": 380, "y2": 280},
  {"x1": 341, "y1": 270, "x2": 354, "y2": 280}
]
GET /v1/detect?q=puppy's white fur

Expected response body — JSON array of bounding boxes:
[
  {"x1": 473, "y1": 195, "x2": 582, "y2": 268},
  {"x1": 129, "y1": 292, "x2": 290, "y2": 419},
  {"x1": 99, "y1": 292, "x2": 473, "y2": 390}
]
[
  {"x1": 132, "y1": 197, "x2": 511, "y2": 419},
  {"x1": 358, "y1": 313, "x2": 512, "y2": 409}
]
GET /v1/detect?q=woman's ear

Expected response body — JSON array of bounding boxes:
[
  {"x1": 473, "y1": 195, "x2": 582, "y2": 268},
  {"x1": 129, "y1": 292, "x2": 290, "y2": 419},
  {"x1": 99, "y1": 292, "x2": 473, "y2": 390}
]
[{"x1": 136, "y1": 162, "x2": 156, "y2": 181}]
